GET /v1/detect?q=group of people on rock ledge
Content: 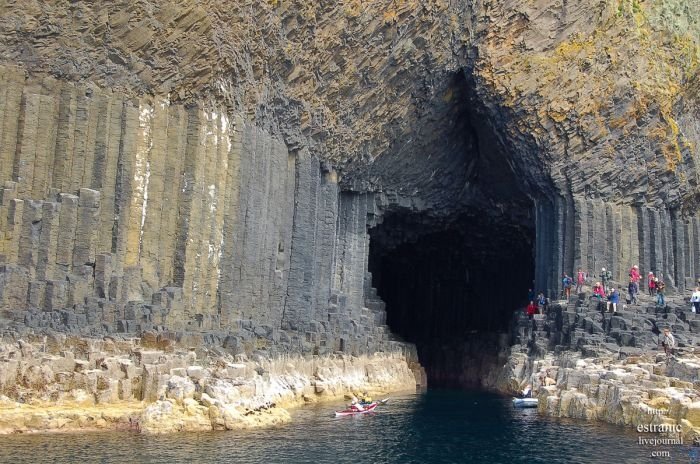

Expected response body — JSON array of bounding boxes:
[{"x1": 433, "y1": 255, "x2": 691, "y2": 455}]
[
  {"x1": 583, "y1": 265, "x2": 667, "y2": 312},
  {"x1": 525, "y1": 264, "x2": 679, "y2": 318}
]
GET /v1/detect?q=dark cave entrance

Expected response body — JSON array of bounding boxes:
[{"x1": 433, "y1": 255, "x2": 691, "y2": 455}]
[
  {"x1": 368, "y1": 211, "x2": 534, "y2": 388},
  {"x1": 363, "y1": 71, "x2": 536, "y2": 388}
]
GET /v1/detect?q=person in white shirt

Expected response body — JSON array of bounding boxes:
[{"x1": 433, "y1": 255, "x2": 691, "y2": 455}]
[
  {"x1": 691, "y1": 288, "x2": 700, "y2": 313},
  {"x1": 660, "y1": 328, "x2": 675, "y2": 358}
]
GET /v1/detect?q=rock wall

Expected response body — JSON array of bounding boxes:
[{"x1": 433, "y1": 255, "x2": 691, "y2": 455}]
[
  {"x1": 536, "y1": 196, "x2": 700, "y2": 298},
  {"x1": 0, "y1": 66, "x2": 397, "y2": 358}
]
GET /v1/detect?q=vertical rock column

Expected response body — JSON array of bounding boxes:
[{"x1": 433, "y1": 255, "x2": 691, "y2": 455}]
[
  {"x1": 673, "y1": 211, "x2": 686, "y2": 291},
  {"x1": 113, "y1": 104, "x2": 141, "y2": 300},
  {"x1": 266, "y1": 139, "x2": 296, "y2": 327},
  {"x1": 534, "y1": 198, "x2": 555, "y2": 296},
  {"x1": 72, "y1": 188, "x2": 100, "y2": 270},
  {"x1": 281, "y1": 149, "x2": 321, "y2": 330},
  {"x1": 218, "y1": 115, "x2": 243, "y2": 328},
  {"x1": 69, "y1": 91, "x2": 99, "y2": 195},
  {"x1": 52, "y1": 85, "x2": 78, "y2": 194},
  {"x1": 333, "y1": 192, "x2": 369, "y2": 321},
  {"x1": 0, "y1": 68, "x2": 25, "y2": 186},
  {"x1": 36, "y1": 201, "x2": 60, "y2": 281},
  {"x1": 0, "y1": 183, "x2": 20, "y2": 261},
  {"x1": 31, "y1": 94, "x2": 58, "y2": 199},
  {"x1": 573, "y1": 198, "x2": 589, "y2": 274},
  {"x1": 139, "y1": 100, "x2": 168, "y2": 291},
  {"x1": 229, "y1": 124, "x2": 262, "y2": 323},
  {"x1": 94, "y1": 95, "x2": 124, "y2": 256},
  {"x1": 17, "y1": 200, "x2": 43, "y2": 279},
  {"x1": 55, "y1": 193, "x2": 78, "y2": 279},
  {"x1": 312, "y1": 167, "x2": 339, "y2": 323},
  {"x1": 176, "y1": 107, "x2": 207, "y2": 324},
  {"x1": 157, "y1": 106, "x2": 187, "y2": 289},
  {"x1": 14, "y1": 92, "x2": 41, "y2": 198}
]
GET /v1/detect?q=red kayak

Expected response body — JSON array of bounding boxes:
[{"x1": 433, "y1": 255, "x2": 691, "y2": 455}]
[{"x1": 334, "y1": 402, "x2": 378, "y2": 416}]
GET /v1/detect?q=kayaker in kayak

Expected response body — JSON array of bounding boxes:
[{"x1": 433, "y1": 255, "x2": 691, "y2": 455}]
[
  {"x1": 350, "y1": 396, "x2": 365, "y2": 411},
  {"x1": 360, "y1": 391, "x2": 372, "y2": 405}
]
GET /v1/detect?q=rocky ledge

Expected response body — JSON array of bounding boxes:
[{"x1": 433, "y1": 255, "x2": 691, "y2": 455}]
[
  {"x1": 0, "y1": 333, "x2": 422, "y2": 434},
  {"x1": 498, "y1": 287, "x2": 700, "y2": 440}
]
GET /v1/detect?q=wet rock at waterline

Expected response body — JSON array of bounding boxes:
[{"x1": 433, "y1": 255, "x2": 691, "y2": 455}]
[{"x1": 0, "y1": 334, "x2": 417, "y2": 434}]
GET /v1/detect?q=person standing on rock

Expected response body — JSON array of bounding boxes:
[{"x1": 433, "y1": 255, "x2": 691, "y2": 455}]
[
  {"x1": 691, "y1": 288, "x2": 700, "y2": 313},
  {"x1": 562, "y1": 273, "x2": 573, "y2": 300},
  {"x1": 648, "y1": 272, "x2": 656, "y2": 296},
  {"x1": 629, "y1": 265, "x2": 641, "y2": 294},
  {"x1": 600, "y1": 268, "x2": 612, "y2": 292},
  {"x1": 576, "y1": 268, "x2": 586, "y2": 294},
  {"x1": 526, "y1": 301, "x2": 538, "y2": 320},
  {"x1": 607, "y1": 288, "x2": 619, "y2": 313},
  {"x1": 659, "y1": 328, "x2": 675, "y2": 359},
  {"x1": 537, "y1": 292, "x2": 547, "y2": 314},
  {"x1": 656, "y1": 280, "x2": 666, "y2": 307},
  {"x1": 627, "y1": 279, "x2": 638, "y2": 305}
]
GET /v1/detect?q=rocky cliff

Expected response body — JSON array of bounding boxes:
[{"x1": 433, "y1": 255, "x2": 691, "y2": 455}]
[{"x1": 0, "y1": 0, "x2": 698, "y2": 388}]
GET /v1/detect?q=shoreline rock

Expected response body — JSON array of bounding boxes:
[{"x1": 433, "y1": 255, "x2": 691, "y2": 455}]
[
  {"x1": 0, "y1": 335, "x2": 419, "y2": 434},
  {"x1": 496, "y1": 290, "x2": 700, "y2": 441}
]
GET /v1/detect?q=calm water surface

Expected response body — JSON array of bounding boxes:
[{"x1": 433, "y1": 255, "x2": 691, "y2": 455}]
[{"x1": 0, "y1": 390, "x2": 693, "y2": 463}]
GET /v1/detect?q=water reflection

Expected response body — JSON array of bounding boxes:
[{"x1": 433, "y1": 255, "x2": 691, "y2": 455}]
[{"x1": 0, "y1": 390, "x2": 690, "y2": 463}]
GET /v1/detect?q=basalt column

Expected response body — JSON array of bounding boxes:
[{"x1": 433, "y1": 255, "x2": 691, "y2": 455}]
[
  {"x1": 537, "y1": 195, "x2": 697, "y2": 298},
  {"x1": 0, "y1": 67, "x2": 403, "y2": 360}
]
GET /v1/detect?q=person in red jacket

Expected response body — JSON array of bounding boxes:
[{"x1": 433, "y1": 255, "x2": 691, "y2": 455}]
[
  {"x1": 526, "y1": 301, "x2": 538, "y2": 319},
  {"x1": 576, "y1": 268, "x2": 586, "y2": 293},
  {"x1": 592, "y1": 282, "x2": 606, "y2": 299},
  {"x1": 629, "y1": 265, "x2": 641, "y2": 294},
  {"x1": 648, "y1": 272, "x2": 656, "y2": 296}
]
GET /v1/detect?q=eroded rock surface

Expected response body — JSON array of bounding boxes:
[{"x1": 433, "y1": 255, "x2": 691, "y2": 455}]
[{"x1": 0, "y1": 333, "x2": 419, "y2": 434}]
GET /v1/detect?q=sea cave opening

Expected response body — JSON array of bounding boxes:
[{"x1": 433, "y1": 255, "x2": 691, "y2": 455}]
[
  {"x1": 363, "y1": 72, "x2": 538, "y2": 388},
  {"x1": 368, "y1": 210, "x2": 535, "y2": 388}
]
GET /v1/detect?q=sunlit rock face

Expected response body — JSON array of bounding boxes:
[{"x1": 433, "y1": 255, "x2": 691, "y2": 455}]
[{"x1": 0, "y1": 1, "x2": 698, "y2": 386}]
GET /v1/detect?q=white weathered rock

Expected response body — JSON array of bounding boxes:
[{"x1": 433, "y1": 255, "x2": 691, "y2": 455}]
[{"x1": 165, "y1": 376, "x2": 196, "y2": 404}]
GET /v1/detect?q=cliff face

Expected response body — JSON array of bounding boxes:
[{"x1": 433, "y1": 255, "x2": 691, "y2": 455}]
[
  {"x1": 0, "y1": 70, "x2": 397, "y2": 357},
  {"x1": 0, "y1": 1, "x2": 698, "y2": 384}
]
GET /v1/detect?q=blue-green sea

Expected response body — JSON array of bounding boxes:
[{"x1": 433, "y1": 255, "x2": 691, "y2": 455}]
[{"x1": 0, "y1": 390, "x2": 693, "y2": 463}]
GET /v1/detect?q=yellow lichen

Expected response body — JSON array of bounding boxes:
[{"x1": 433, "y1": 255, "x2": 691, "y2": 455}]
[{"x1": 383, "y1": 10, "x2": 398, "y2": 24}]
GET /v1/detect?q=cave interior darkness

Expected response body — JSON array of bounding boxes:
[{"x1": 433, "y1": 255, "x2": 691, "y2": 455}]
[
  {"x1": 368, "y1": 211, "x2": 534, "y2": 387},
  {"x1": 365, "y1": 73, "x2": 536, "y2": 388}
]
